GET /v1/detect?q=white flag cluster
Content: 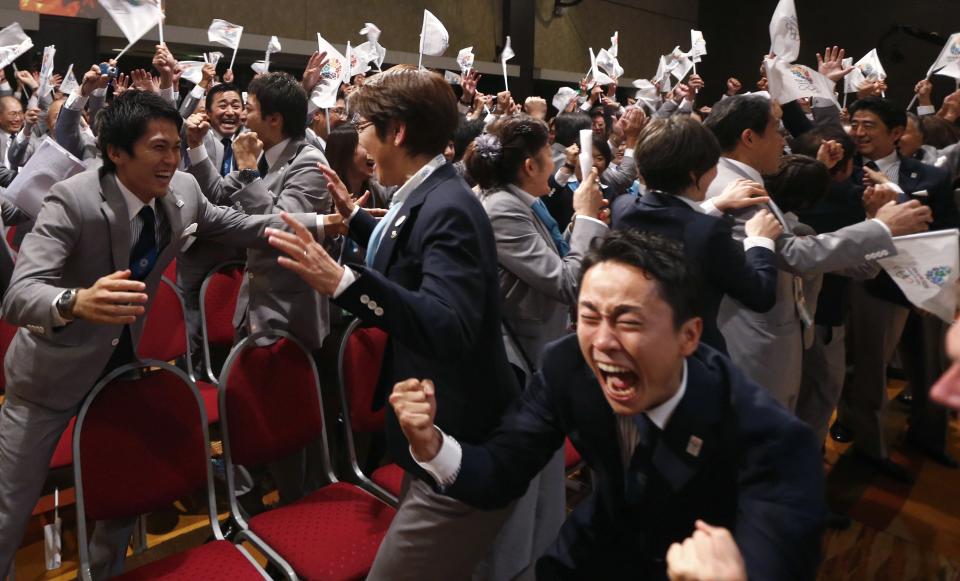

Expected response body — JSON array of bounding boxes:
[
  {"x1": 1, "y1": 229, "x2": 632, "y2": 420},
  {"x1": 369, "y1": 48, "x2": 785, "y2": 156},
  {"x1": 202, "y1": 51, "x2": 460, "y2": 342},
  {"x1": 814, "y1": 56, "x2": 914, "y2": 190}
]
[
  {"x1": 98, "y1": 0, "x2": 163, "y2": 46},
  {"x1": 878, "y1": 229, "x2": 959, "y2": 323},
  {"x1": 769, "y1": 0, "x2": 800, "y2": 62}
]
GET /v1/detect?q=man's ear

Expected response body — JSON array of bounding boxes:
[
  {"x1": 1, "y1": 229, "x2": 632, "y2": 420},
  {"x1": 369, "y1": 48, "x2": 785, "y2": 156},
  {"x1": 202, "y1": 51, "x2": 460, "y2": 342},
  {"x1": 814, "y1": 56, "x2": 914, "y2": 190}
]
[
  {"x1": 267, "y1": 112, "x2": 284, "y2": 131},
  {"x1": 106, "y1": 144, "x2": 125, "y2": 167},
  {"x1": 890, "y1": 125, "x2": 905, "y2": 144},
  {"x1": 678, "y1": 317, "x2": 702, "y2": 357},
  {"x1": 393, "y1": 121, "x2": 407, "y2": 147},
  {"x1": 740, "y1": 128, "x2": 754, "y2": 149}
]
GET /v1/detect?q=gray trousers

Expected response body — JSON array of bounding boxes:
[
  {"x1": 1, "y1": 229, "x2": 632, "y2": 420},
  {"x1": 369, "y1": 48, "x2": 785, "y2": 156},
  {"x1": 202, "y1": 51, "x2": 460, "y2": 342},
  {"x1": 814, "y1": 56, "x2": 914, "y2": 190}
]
[
  {"x1": 0, "y1": 393, "x2": 131, "y2": 579},
  {"x1": 838, "y1": 283, "x2": 909, "y2": 459},
  {"x1": 797, "y1": 324, "x2": 847, "y2": 447},
  {"x1": 473, "y1": 448, "x2": 566, "y2": 581},
  {"x1": 366, "y1": 476, "x2": 517, "y2": 581}
]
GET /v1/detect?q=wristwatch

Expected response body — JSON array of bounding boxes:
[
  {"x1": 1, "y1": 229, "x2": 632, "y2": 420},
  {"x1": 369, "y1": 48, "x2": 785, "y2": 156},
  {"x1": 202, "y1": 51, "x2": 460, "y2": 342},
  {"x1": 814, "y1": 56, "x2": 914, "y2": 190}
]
[
  {"x1": 237, "y1": 168, "x2": 260, "y2": 184},
  {"x1": 56, "y1": 288, "x2": 80, "y2": 320}
]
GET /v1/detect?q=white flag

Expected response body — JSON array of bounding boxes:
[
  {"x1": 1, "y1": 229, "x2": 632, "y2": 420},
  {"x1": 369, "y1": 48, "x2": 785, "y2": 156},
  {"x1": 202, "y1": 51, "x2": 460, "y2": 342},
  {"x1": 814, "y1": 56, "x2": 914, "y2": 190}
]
[
  {"x1": 457, "y1": 46, "x2": 475, "y2": 74},
  {"x1": 841, "y1": 57, "x2": 864, "y2": 94},
  {"x1": 205, "y1": 51, "x2": 224, "y2": 67},
  {"x1": 98, "y1": 0, "x2": 163, "y2": 46},
  {"x1": 208, "y1": 19, "x2": 243, "y2": 49},
  {"x1": 596, "y1": 48, "x2": 624, "y2": 80},
  {"x1": 854, "y1": 49, "x2": 886, "y2": 82},
  {"x1": 878, "y1": 229, "x2": 959, "y2": 322},
  {"x1": 358, "y1": 23, "x2": 386, "y2": 70},
  {"x1": 927, "y1": 32, "x2": 960, "y2": 76},
  {"x1": 764, "y1": 57, "x2": 838, "y2": 106},
  {"x1": 609, "y1": 31, "x2": 619, "y2": 58},
  {"x1": 655, "y1": 55, "x2": 674, "y2": 93},
  {"x1": 355, "y1": 41, "x2": 385, "y2": 71},
  {"x1": 350, "y1": 43, "x2": 373, "y2": 77},
  {"x1": 0, "y1": 23, "x2": 34, "y2": 70},
  {"x1": 344, "y1": 41, "x2": 353, "y2": 83},
  {"x1": 312, "y1": 34, "x2": 346, "y2": 109},
  {"x1": 769, "y1": 0, "x2": 800, "y2": 63},
  {"x1": 420, "y1": 9, "x2": 449, "y2": 57},
  {"x1": 501, "y1": 36, "x2": 515, "y2": 91},
  {"x1": 360, "y1": 23, "x2": 382, "y2": 43},
  {"x1": 36, "y1": 45, "x2": 56, "y2": 98},
  {"x1": 588, "y1": 48, "x2": 615, "y2": 87},
  {"x1": 632, "y1": 78, "x2": 660, "y2": 109},
  {"x1": 251, "y1": 61, "x2": 268, "y2": 75},
  {"x1": 935, "y1": 60, "x2": 960, "y2": 81},
  {"x1": 690, "y1": 29, "x2": 707, "y2": 62},
  {"x1": 178, "y1": 60, "x2": 205, "y2": 84},
  {"x1": 668, "y1": 47, "x2": 694, "y2": 81},
  {"x1": 59, "y1": 64, "x2": 78, "y2": 95},
  {"x1": 266, "y1": 35, "x2": 281, "y2": 56},
  {"x1": 578, "y1": 129, "x2": 593, "y2": 181},
  {"x1": 3, "y1": 137, "x2": 85, "y2": 219},
  {"x1": 552, "y1": 86, "x2": 578, "y2": 113}
]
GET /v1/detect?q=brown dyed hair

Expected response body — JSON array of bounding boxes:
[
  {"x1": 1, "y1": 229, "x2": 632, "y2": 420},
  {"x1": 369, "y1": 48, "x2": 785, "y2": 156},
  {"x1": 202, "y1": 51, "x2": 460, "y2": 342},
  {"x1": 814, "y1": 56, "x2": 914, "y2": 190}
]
[
  {"x1": 634, "y1": 116, "x2": 720, "y2": 194},
  {"x1": 348, "y1": 65, "x2": 458, "y2": 157}
]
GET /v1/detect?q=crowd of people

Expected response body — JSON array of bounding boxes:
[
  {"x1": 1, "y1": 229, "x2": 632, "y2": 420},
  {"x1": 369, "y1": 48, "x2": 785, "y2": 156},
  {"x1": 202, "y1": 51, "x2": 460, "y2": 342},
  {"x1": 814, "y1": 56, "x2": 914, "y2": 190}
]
[{"x1": 0, "y1": 30, "x2": 958, "y2": 580}]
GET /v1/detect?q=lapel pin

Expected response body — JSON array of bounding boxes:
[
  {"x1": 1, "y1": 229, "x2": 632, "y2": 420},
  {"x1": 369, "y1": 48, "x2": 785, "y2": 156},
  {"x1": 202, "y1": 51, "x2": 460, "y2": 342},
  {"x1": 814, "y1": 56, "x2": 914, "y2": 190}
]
[
  {"x1": 910, "y1": 172, "x2": 917, "y2": 179},
  {"x1": 686, "y1": 435, "x2": 703, "y2": 458},
  {"x1": 395, "y1": 215, "x2": 407, "y2": 227},
  {"x1": 390, "y1": 230, "x2": 398, "y2": 239},
  {"x1": 176, "y1": 199, "x2": 184, "y2": 208}
]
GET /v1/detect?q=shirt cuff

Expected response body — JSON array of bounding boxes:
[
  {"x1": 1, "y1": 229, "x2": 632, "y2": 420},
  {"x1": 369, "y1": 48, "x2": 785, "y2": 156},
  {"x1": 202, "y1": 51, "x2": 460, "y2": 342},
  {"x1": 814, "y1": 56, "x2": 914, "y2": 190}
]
[
  {"x1": 189, "y1": 85, "x2": 205, "y2": 99},
  {"x1": 700, "y1": 199, "x2": 722, "y2": 217},
  {"x1": 159, "y1": 86, "x2": 175, "y2": 104},
  {"x1": 187, "y1": 145, "x2": 209, "y2": 166},
  {"x1": 554, "y1": 167, "x2": 572, "y2": 186},
  {"x1": 917, "y1": 105, "x2": 936, "y2": 116},
  {"x1": 886, "y1": 182, "x2": 904, "y2": 195},
  {"x1": 412, "y1": 427, "x2": 463, "y2": 489},
  {"x1": 65, "y1": 91, "x2": 88, "y2": 112},
  {"x1": 870, "y1": 217, "x2": 892, "y2": 237},
  {"x1": 50, "y1": 290, "x2": 69, "y2": 328},
  {"x1": 331, "y1": 266, "x2": 357, "y2": 298},
  {"x1": 744, "y1": 236, "x2": 775, "y2": 252},
  {"x1": 575, "y1": 214, "x2": 608, "y2": 228},
  {"x1": 345, "y1": 204, "x2": 361, "y2": 226}
]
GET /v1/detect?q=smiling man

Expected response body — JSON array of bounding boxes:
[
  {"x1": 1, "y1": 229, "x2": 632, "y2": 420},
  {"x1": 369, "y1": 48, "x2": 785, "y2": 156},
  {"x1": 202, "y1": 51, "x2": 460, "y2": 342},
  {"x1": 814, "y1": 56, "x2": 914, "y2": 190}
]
[
  {"x1": 0, "y1": 90, "x2": 331, "y2": 578},
  {"x1": 389, "y1": 231, "x2": 826, "y2": 580}
]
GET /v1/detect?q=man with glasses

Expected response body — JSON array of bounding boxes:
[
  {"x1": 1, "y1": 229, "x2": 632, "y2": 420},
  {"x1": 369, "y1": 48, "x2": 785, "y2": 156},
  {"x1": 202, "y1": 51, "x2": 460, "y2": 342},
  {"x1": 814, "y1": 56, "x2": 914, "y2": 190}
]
[
  {"x1": 305, "y1": 91, "x2": 347, "y2": 154},
  {"x1": 0, "y1": 96, "x2": 24, "y2": 170}
]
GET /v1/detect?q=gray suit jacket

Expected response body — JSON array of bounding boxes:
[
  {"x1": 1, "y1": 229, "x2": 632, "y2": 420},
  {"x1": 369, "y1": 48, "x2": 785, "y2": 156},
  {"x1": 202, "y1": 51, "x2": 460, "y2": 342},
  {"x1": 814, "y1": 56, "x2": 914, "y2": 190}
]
[
  {"x1": 0, "y1": 168, "x2": 320, "y2": 410},
  {"x1": 705, "y1": 157, "x2": 894, "y2": 406},
  {"x1": 479, "y1": 185, "x2": 608, "y2": 370},
  {"x1": 188, "y1": 139, "x2": 333, "y2": 349},
  {"x1": 6, "y1": 129, "x2": 38, "y2": 169},
  {"x1": 54, "y1": 101, "x2": 99, "y2": 163}
]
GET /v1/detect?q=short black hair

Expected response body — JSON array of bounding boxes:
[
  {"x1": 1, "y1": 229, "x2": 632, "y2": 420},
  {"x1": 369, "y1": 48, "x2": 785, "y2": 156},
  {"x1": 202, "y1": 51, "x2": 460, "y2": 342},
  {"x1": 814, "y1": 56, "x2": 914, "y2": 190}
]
[
  {"x1": 789, "y1": 123, "x2": 856, "y2": 177},
  {"x1": 98, "y1": 90, "x2": 182, "y2": 172},
  {"x1": 554, "y1": 112, "x2": 591, "y2": 147},
  {"x1": 579, "y1": 231, "x2": 702, "y2": 328},
  {"x1": 205, "y1": 82, "x2": 243, "y2": 112},
  {"x1": 592, "y1": 134, "x2": 612, "y2": 165},
  {"x1": 247, "y1": 72, "x2": 308, "y2": 140},
  {"x1": 764, "y1": 154, "x2": 831, "y2": 213},
  {"x1": 634, "y1": 116, "x2": 720, "y2": 194},
  {"x1": 848, "y1": 96, "x2": 906, "y2": 131},
  {"x1": 453, "y1": 117, "x2": 485, "y2": 162},
  {"x1": 703, "y1": 94, "x2": 772, "y2": 152}
]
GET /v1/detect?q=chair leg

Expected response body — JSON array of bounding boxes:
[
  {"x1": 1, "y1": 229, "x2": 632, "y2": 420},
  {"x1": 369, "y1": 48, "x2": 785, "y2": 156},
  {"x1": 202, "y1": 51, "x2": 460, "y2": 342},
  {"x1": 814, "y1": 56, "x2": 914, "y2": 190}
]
[{"x1": 130, "y1": 515, "x2": 148, "y2": 554}]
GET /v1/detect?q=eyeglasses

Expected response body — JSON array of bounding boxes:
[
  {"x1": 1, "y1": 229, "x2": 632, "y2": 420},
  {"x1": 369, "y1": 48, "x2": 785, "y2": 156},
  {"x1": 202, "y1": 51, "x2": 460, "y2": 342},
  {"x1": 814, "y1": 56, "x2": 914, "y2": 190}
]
[{"x1": 352, "y1": 119, "x2": 374, "y2": 133}]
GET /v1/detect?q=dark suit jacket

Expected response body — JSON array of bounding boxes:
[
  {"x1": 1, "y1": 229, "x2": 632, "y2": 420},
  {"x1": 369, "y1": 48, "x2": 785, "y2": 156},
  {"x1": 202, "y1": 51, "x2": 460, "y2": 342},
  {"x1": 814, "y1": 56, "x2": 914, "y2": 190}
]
[
  {"x1": 334, "y1": 162, "x2": 520, "y2": 477},
  {"x1": 611, "y1": 191, "x2": 778, "y2": 353},
  {"x1": 855, "y1": 156, "x2": 960, "y2": 306},
  {"x1": 447, "y1": 335, "x2": 825, "y2": 580}
]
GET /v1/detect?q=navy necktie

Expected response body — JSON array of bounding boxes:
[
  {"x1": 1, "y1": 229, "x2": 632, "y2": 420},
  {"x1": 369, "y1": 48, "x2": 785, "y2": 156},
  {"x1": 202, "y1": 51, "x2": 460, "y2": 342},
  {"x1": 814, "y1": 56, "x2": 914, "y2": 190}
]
[
  {"x1": 129, "y1": 206, "x2": 158, "y2": 281},
  {"x1": 530, "y1": 198, "x2": 570, "y2": 257},
  {"x1": 220, "y1": 137, "x2": 234, "y2": 176},
  {"x1": 865, "y1": 160, "x2": 880, "y2": 172},
  {"x1": 257, "y1": 155, "x2": 269, "y2": 177},
  {"x1": 624, "y1": 414, "x2": 659, "y2": 504}
]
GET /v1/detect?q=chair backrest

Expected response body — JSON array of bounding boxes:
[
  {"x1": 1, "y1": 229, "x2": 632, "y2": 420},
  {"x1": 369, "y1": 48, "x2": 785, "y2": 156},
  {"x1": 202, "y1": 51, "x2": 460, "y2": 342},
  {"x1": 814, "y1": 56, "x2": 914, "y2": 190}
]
[
  {"x1": 162, "y1": 257, "x2": 178, "y2": 282},
  {"x1": 5, "y1": 225, "x2": 17, "y2": 252},
  {"x1": 338, "y1": 319, "x2": 389, "y2": 434},
  {"x1": 0, "y1": 319, "x2": 19, "y2": 393},
  {"x1": 138, "y1": 277, "x2": 189, "y2": 364},
  {"x1": 199, "y1": 261, "x2": 244, "y2": 382},
  {"x1": 72, "y1": 361, "x2": 223, "y2": 581},
  {"x1": 219, "y1": 331, "x2": 329, "y2": 473}
]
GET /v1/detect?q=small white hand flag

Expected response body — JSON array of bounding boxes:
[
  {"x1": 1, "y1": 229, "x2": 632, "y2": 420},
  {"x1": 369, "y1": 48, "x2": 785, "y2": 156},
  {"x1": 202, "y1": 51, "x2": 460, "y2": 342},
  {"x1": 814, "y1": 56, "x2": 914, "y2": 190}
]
[
  {"x1": 419, "y1": 9, "x2": 449, "y2": 61},
  {"x1": 769, "y1": 0, "x2": 800, "y2": 63},
  {"x1": 0, "y1": 22, "x2": 33, "y2": 70}
]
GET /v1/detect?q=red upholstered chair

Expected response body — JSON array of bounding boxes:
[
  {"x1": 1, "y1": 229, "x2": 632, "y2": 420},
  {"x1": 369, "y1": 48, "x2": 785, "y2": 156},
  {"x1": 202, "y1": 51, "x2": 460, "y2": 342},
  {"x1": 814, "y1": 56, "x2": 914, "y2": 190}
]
[
  {"x1": 0, "y1": 318, "x2": 18, "y2": 394},
  {"x1": 564, "y1": 438, "x2": 583, "y2": 472},
  {"x1": 162, "y1": 258, "x2": 177, "y2": 283},
  {"x1": 5, "y1": 225, "x2": 17, "y2": 252},
  {"x1": 335, "y1": 319, "x2": 400, "y2": 504},
  {"x1": 198, "y1": 261, "x2": 244, "y2": 384},
  {"x1": 72, "y1": 360, "x2": 268, "y2": 581},
  {"x1": 138, "y1": 276, "x2": 220, "y2": 423},
  {"x1": 219, "y1": 331, "x2": 396, "y2": 581}
]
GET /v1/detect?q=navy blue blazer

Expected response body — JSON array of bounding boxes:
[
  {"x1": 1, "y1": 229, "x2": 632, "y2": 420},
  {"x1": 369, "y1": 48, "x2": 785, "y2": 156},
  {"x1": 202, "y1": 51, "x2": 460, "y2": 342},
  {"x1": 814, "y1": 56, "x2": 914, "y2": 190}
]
[
  {"x1": 447, "y1": 335, "x2": 825, "y2": 580},
  {"x1": 611, "y1": 191, "x2": 778, "y2": 353},
  {"x1": 855, "y1": 156, "x2": 960, "y2": 306},
  {"x1": 335, "y1": 162, "x2": 520, "y2": 477}
]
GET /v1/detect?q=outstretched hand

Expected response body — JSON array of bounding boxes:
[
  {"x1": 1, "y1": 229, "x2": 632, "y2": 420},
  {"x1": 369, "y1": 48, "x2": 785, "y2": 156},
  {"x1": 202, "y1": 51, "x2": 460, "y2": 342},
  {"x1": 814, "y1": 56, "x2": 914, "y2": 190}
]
[{"x1": 266, "y1": 213, "x2": 346, "y2": 296}]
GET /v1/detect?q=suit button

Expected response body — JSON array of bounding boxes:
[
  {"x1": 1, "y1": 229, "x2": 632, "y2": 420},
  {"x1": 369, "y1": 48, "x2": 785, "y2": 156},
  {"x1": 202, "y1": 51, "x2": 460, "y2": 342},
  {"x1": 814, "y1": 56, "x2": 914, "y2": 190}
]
[
  {"x1": 375, "y1": 307, "x2": 384, "y2": 316},
  {"x1": 248, "y1": 272, "x2": 255, "y2": 279},
  {"x1": 360, "y1": 294, "x2": 370, "y2": 304},
  {"x1": 111, "y1": 338, "x2": 119, "y2": 346},
  {"x1": 368, "y1": 300, "x2": 378, "y2": 310}
]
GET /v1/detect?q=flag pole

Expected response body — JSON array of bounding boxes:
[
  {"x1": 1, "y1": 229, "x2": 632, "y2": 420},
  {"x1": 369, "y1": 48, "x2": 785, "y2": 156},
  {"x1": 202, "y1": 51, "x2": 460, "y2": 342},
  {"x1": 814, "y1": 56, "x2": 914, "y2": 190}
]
[
  {"x1": 502, "y1": 61, "x2": 509, "y2": 93},
  {"x1": 115, "y1": 39, "x2": 135, "y2": 61},
  {"x1": 157, "y1": 0, "x2": 164, "y2": 45},
  {"x1": 325, "y1": 108, "x2": 331, "y2": 136},
  {"x1": 229, "y1": 45, "x2": 238, "y2": 72},
  {"x1": 418, "y1": 13, "x2": 425, "y2": 70}
]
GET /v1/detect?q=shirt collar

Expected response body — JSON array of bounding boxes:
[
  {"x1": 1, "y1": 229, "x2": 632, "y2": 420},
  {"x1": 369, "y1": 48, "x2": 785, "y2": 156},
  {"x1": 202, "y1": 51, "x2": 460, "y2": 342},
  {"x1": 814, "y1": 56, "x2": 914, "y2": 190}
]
[
  {"x1": 721, "y1": 156, "x2": 763, "y2": 184},
  {"x1": 643, "y1": 359, "x2": 688, "y2": 430},
  {"x1": 505, "y1": 183, "x2": 538, "y2": 206},
  {"x1": 263, "y1": 138, "x2": 292, "y2": 171},
  {"x1": 873, "y1": 149, "x2": 900, "y2": 173},
  {"x1": 114, "y1": 175, "x2": 155, "y2": 223},
  {"x1": 390, "y1": 154, "x2": 447, "y2": 207}
]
